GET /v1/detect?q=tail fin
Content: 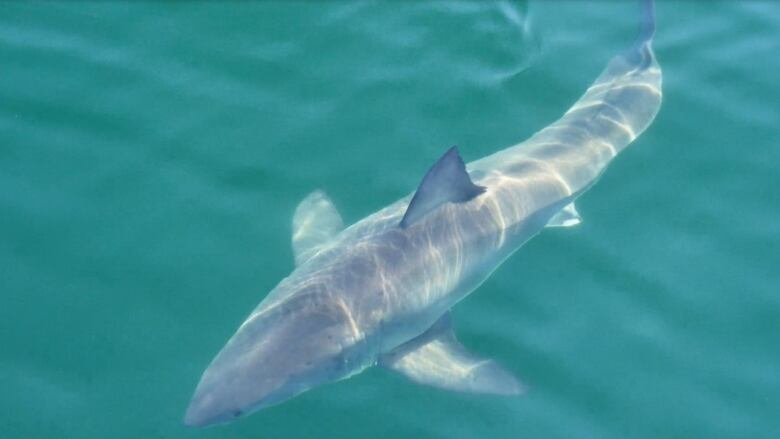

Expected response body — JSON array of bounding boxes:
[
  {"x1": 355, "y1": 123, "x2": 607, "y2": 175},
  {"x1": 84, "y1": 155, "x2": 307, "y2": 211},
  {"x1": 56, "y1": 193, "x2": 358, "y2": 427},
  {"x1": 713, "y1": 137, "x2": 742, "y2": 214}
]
[
  {"x1": 638, "y1": 0, "x2": 656, "y2": 44},
  {"x1": 629, "y1": 0, "x2": 657, "y2": 69}
]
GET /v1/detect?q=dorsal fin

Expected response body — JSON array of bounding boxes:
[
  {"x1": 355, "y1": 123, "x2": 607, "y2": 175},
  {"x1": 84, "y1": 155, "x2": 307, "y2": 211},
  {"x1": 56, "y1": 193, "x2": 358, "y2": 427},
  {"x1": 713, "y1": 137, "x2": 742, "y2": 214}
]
[{"x1": 400, "y1": 146, "x2": 485, "y2": 228}]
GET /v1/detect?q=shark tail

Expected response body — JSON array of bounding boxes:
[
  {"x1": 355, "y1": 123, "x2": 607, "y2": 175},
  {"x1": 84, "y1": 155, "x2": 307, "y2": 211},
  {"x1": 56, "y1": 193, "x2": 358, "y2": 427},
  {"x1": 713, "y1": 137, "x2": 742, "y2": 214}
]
[
  {"x1": 505, "y1": 0, "x2": 663, "y2": 195},
  {"x1": 638, "y1": 0, "x2": 656, "y2": 45}
]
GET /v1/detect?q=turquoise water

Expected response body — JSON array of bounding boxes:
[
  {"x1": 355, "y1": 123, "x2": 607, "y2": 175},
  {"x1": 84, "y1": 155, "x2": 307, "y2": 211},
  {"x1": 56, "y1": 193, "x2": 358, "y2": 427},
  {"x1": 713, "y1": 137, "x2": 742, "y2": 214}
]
[{"x1": 2, "y1": 1, "x2": 779, "y2": 437}]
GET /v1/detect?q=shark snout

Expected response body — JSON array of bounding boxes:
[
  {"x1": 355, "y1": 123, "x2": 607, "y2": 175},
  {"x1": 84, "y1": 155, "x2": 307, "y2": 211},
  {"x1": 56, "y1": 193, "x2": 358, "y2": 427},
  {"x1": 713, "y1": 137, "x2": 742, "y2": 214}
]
[
  {"x1": 184, "y1": 370, "x2": 264, "y2": 428},
  {"x1": 184, "y1": 291, "x2": 364, "y2": 426},
  {"x1": 183, "y1": 351, "x2": 290, "y2": 428},
  {"x1": 183, "y1": 394, "x2": 212, "y2": 427},
  {"x1": 184, "y1": 383, "x2": 235, "y2": 427}
]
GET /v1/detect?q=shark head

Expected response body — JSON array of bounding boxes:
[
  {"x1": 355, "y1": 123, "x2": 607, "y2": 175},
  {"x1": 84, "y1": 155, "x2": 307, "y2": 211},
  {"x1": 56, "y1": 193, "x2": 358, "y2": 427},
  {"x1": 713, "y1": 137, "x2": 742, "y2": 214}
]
[{"x1": 184, "y1": 287, "x2": 367, "y2": 427}]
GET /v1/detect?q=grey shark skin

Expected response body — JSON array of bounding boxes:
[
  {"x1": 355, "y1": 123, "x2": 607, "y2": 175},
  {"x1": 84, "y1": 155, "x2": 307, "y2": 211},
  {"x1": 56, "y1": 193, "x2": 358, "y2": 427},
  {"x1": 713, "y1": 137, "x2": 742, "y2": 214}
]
[{"x1": 184, "y1": 0, "x2": 661, "y2": 427}]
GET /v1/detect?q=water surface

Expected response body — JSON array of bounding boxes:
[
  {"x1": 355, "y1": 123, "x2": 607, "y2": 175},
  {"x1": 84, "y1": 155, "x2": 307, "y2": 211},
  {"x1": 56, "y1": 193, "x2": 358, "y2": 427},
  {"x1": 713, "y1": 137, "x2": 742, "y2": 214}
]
[{"x1": 1, "y1": 1, "x2": 779, "y2": 438}]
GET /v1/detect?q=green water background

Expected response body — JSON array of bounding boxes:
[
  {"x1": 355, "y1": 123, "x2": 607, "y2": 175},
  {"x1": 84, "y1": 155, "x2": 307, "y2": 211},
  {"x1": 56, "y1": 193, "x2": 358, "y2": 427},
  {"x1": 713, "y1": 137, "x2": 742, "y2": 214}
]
[{"x1": 2, "y1": 1, "x2": 779, "y2": 438}]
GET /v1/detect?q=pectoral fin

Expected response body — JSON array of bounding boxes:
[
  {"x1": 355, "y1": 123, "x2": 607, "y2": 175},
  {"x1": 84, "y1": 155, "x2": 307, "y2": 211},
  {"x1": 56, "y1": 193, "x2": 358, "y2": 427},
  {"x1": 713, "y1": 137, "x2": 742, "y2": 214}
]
[
  {"x1": 380, "y1": 313, "x2": 523, "y2": 395},
  {"x1": 291, "y1": 190, "x2": 343, "y2": 265},
  {"x1": 546, "y1": 202, "x2": 581, "y2": 227}
]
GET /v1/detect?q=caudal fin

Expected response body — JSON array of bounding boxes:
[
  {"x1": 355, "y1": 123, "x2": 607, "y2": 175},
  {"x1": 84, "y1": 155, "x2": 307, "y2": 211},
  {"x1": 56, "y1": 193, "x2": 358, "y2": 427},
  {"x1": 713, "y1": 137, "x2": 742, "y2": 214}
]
[
  {"x1": 628, "y1": 0, "x2": 657, "y2": 69},
  {"x1": 638, "y1": 0, "x2": 656, "y2": 44}
]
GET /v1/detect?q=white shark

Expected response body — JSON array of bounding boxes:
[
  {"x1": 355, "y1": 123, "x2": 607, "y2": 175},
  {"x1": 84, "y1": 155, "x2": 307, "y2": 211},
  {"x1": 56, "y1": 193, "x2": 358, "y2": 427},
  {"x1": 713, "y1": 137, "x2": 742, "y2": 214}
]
[{"x1": 185, "y1": 0, "x2": 661, "y2": 427}]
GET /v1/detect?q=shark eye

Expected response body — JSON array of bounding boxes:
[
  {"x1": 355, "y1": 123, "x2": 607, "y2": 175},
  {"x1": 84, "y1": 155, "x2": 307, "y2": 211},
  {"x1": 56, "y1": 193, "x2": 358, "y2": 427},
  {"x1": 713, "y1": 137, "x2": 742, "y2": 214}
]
[{"x1": 232, "y1": 409, "x2": 242, "y2": 418}]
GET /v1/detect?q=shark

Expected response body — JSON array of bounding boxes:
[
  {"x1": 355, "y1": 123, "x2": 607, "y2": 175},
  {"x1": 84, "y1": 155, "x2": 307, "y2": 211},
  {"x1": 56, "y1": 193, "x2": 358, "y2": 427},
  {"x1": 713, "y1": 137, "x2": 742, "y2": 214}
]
[{"x1": 184, "y1": 0, "x2": 661, "y2": 427}]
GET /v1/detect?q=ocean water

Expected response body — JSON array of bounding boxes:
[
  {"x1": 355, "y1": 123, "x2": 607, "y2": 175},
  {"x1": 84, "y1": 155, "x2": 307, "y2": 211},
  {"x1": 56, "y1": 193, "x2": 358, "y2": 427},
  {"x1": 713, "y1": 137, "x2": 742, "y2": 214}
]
[{"x1": 2, "y1": 1, "x2": 779, "y2": 438}]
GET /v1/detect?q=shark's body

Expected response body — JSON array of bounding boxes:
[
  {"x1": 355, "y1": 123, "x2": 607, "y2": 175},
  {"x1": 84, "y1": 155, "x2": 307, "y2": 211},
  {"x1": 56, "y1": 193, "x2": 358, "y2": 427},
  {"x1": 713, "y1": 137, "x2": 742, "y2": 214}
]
[{"x1": 185, "y1": 0, "x2": 661, "y2": 427}]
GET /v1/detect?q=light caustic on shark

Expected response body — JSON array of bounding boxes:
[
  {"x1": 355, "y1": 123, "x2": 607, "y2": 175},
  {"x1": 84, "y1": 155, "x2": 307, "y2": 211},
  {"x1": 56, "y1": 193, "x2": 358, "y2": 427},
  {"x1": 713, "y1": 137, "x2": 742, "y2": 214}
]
[{"x1": 184, "y1": 0, "x2": 662, "y2": 427}]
